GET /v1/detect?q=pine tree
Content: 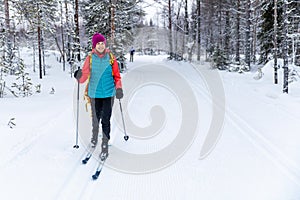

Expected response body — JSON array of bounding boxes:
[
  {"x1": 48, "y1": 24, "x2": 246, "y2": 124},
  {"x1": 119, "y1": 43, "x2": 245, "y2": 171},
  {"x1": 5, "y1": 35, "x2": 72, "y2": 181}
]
[
  {"x1": 112, "y1": 1, "x2": 140, "y2": 60},
  {"x1": 14, "y1": 0, "x2": 58, "y2": 78},
  {"x1": 287, "y1": 0, "x2": 300, "y2": 66},
  {"x1": 212, "y1": 47, "x2": 228, "y2": 70},
  {"x1": 81, "y1": 0, "x2": 143, "y2": 59},
  {"x1": 11, "y1": 57, "x2": 33, "y2": 97},
  {"x1": 258, "y1": 0, "x2": 283, "y2": 65},
  {"x1": 81, "y1": 0, "x2": 110, "y2": 47}
]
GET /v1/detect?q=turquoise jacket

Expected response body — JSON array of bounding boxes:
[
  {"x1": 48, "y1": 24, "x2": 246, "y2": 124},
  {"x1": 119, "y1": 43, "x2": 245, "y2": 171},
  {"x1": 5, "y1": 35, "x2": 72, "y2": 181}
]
[
  {"x1": 79, "y1": 49, "x2": 122, "y2": 98},
  {"x1": 88, "y1": 53, "x2": 115, "y2": 98}
]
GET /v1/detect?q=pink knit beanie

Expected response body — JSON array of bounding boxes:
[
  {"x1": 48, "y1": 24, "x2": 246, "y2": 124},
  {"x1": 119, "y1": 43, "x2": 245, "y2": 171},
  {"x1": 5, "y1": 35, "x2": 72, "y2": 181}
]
[{"x1": 92, "y1": 33, "x2": 106, "y2": 48}]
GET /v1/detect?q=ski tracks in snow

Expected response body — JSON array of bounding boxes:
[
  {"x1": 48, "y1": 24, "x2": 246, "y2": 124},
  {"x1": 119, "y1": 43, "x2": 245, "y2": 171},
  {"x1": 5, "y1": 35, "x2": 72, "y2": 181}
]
[
  {"x1": 54, "y1": 150, "x2": 98, "y2": 200},
  {"x1": 0, "y1": 105, "x2": 73, "y2": 170},
  {"x1": 66, "y1": 59, "x2": 300, "y2": 199},
  {"x1": 190, "y1": 62, "x2": 300, "y2": 187},
  {"x1": 226, "y1": 109, "x2": 300, "y2": 187}
]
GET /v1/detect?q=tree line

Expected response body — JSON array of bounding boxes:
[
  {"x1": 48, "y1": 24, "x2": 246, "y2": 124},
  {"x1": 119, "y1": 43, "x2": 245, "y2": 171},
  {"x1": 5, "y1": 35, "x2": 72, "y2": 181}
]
[
  {"x1": 0, "y1": 0, "x2": 299, "y2": 97},
  {"x1": 138, "y1": 0, "x2": 299, "y2": 93},
  {"x1": 0, "y1": 0, "x2": 143, "y2": 97}
]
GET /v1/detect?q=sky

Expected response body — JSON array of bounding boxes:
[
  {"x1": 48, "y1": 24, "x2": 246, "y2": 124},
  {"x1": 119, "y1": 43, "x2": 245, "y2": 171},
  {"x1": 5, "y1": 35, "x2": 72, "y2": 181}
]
[{"x1": 142, "y1": 0, "x2": 162, "y2": 25}]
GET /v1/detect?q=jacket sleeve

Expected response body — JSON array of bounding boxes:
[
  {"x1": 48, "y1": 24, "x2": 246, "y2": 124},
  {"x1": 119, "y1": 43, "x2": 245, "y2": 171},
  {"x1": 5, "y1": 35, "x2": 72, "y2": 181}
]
[
  {"x1": 112, "y1": 57, "x2": 122, "y2": 89},
  {"x1": 79, "y1": 56, "x2": 91, "y2": 83}
]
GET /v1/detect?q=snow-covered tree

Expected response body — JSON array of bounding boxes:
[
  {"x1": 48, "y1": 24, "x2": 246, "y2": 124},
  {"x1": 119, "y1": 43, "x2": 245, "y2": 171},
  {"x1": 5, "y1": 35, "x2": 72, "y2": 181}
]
[
  {"x1": 112, "y1": 1, "x2": 143, "y2": 61},
  {"x1": 81, "y1": 0, "x2": 144, "y2": 60},
  {"x1": 11, "y1": 57, "x2": 33, "y2": 97},
  {"x1": 1, "y1": 0, "x2": 13, "y2": 74},
  {"x1": 14, "y1": 0, "x2": 58, "y2": 79},
  {"x1": 258, "y1": 0, "x2": 283, "y2": 65},
  {"x1": 212, "y1": 47, "x2": 228, "y2": 70}
]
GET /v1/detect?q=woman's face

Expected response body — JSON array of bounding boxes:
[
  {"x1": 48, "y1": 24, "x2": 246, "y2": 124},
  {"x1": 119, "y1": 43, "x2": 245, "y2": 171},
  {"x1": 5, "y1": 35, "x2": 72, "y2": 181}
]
[{"x1": 95, "y1": 42, "x2": 106, "y2": 53}]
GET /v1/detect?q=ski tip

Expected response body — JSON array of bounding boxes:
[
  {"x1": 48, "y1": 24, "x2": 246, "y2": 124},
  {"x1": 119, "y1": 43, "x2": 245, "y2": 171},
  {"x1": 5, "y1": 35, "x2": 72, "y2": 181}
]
[
  {"x1": 124, "y1": 135, "x2": 129, "y2": 141},
  {"x1": 82, "y1": 156, "x2": 91, "y2": 164},
  {"x1": 92, "y1": 175, "x2": 98, "y2": 180},
  {"x1": 82, "y1": 159, "x2": 87, "y2": 164},
  {"x1": 92, "y1": 169, "x2": 102, "y2": 180}
]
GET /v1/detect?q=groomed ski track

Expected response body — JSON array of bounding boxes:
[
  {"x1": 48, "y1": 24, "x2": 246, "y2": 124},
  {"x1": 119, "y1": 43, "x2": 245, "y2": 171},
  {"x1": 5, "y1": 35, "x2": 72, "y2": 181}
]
[{"x1": 1, "y1": 55, "x2": 300, "y2": 200}]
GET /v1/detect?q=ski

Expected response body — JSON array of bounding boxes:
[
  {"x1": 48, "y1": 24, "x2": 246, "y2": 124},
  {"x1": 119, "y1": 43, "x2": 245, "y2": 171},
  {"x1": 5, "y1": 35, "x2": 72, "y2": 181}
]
[
  {"x1": 92, "y1": 156, "x2": 107, "y2": 180},
  {"x1": 82, "y1": 146, "x2": 96, "y2": 165}
]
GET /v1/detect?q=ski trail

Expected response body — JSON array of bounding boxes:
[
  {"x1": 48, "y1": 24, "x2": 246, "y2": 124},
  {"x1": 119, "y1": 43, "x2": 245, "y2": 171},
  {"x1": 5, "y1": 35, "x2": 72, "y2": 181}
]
[
  {"x1": 189, "y1": 61, "x2": 300, "y2": 187},
  {"x1": 64, "y1": 59, "x2": 300, "y2": 199},
  {"x1": 0, "y1": 106, "x2": 73, "y2": 169},
  {"x1": 54, "y1": 149, "x2": 94, "y2": 200},
  {"x1": 226, "y1": 109, "x2": 300, "y2": 187},
  {"x1": 76, "y1": 159, "x2": 111, "y2": 200}
]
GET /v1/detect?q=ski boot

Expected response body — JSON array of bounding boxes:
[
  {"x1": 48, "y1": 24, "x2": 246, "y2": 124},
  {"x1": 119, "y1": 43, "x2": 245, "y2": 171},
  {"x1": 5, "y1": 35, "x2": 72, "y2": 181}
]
[
  {"x1": 99, "y1": 136, "x2": 109, "y2": 161},
  {"x1": 91, "y1": 138, "x2": 98, "y2": 148}
]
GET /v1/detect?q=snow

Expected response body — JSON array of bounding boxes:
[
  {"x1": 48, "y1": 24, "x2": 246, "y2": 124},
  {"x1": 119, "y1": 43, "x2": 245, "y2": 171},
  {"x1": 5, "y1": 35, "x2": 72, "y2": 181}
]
[{"x1": 1, "y1": 49, "x2": 300, "y2": 200}]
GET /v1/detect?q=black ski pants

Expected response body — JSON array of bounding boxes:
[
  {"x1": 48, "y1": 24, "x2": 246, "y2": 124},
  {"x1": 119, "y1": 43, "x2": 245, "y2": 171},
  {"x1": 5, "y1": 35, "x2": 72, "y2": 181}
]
[{"x1": 90, "y1": 97, "x2": 114, "y2": 144}]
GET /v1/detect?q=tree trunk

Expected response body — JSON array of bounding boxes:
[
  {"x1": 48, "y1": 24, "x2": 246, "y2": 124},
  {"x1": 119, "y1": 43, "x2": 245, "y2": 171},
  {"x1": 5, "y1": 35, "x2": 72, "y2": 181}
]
[
  {"x1": 197, "y1": 0, "x2": 201, "y2": 61},
  {"x1": 168, "y1": 0, "x2": 173, "y2": 55},
  {"x1": 274, "y1": 0, "x2": 278, "y2": 84},
  {"x1": 42, "y1": 30, "x2": 46, "y2": 76},
  {"x1": 37, "y1": 4, "x2": 42, "y2": 79},
  {"x1": 184, "y1": 0, "x2": 188, "y2": 59},
  {"x1": 245, "y1": 0, "x2": 251, "y2": 70},
  {"x1": 74, "y1": 0, "x2": 81, "y2": 61},
  {"x1": 282, "y1": 1, "x2": 288, "y2": 93},
  {"x1": 235, "y1": 0, "x2": 241, "y2": 64},
  {"x1": 4, "y1": 0, "x2": 12, "y2": 68},
  {"x1": 4, "y1": 0, "x2": 10, "y2": 39},
  {"x1": 38, "y1": 21, "x2": 42, "y2": 79},
  {"x1": 252, "y1": 8, "x2": 258, "y2": 64},
  {"x1": 224, "y1": 9, "x2": 230, "y2": 61},
  {"x1": 174, "y1": 0, "x2": 182, "y2": 57},
  {"x1": 61, "y1": 1, "x2": 66, "y2": 71},
  {"x1": 65, "y1": 0, "x2": 71, "y2": 66}
]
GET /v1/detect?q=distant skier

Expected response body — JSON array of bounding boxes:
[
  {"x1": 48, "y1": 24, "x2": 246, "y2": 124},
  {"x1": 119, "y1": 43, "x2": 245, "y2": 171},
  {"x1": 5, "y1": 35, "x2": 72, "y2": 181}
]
[
  {"x1": 74, "y1": 33, "x2": 123, "y2": 160},
  {"x1": 129, "y1": 47, "x2": 135, "y2": 62}
]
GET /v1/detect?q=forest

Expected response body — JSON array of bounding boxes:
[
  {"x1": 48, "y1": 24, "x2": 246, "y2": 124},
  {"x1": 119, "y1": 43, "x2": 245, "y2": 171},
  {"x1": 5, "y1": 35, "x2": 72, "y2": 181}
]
[{"x1": 0, "y1": 0, "x2": 299, "y2": 97}]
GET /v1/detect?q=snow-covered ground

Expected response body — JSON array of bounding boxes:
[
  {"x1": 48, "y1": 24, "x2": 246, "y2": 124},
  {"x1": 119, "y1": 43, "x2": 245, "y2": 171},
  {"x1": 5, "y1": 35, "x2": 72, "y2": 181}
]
[{"x1": 1, "y1": 49, "x2": 300, "y2": 200}]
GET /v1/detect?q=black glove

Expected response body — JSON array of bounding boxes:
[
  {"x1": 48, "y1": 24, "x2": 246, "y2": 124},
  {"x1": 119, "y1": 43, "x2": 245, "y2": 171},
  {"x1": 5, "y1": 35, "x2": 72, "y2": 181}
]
[
  {"x1": 116, "y1": 88, "x2": 123, "y2": 99},
  {"x1": 74, "y1": 69, "x2": 82, "y2": 80}
]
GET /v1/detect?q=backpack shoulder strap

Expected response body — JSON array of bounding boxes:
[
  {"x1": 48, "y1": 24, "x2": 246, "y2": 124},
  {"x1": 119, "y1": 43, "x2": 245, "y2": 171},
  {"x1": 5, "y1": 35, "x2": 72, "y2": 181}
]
[
  {"x1": 89, "y1": 53, "x2": 92, "y2": 69},
  {"x1": 109, "y1": 52, "x2": 114, "y2": 65},
  {"x1": 84, "y1": 53, "x2": 92, "y2": 111}
]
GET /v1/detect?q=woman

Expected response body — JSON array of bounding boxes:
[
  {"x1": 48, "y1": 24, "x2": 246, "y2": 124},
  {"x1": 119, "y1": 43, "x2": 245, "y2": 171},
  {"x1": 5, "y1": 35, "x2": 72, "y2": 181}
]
[{"x1": 74, "y1": 33, "x2": 123, "y2": 160}]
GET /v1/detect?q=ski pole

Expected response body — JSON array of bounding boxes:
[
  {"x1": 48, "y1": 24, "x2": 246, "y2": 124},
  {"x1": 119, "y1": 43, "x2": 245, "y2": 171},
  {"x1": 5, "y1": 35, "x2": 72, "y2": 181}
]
[
  {"x1": 73, "y1": 67, "x2": 80, "y2": 149},
  {"x1": 118, "y1": 99, "x2": 129, "y2": 141}
]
